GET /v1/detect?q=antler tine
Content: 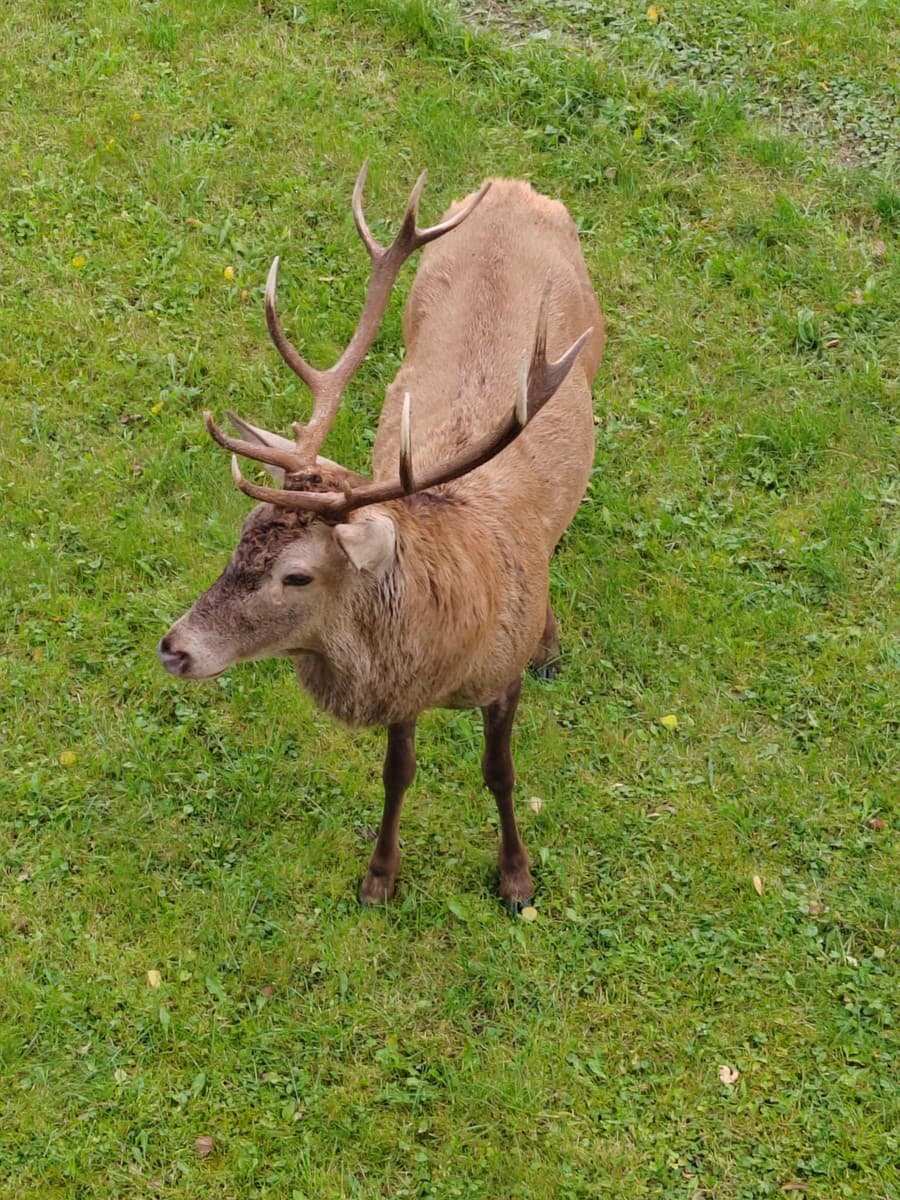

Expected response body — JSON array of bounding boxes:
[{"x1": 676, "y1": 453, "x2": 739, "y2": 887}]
[
  {"x1": 415, "y1": 179, "x2": 492, "y2": 247},
  {"x1": 264, "y1": 165, "x2": 492, "y2": 461},
  {"x1": 517, "y1": 283, "x2": 593, "y2": 424},
  {"x1": 399, "y1": 391, "x2": 414, "y2": 492},
  {"x1": 265, "y1": 256, "x2": 327, "y2": 398},
  {"x1": 516, "y1": 352, "x2": 529, "y2": 427},
  {"x1": 205, "y1": 410, "x2": 303, "y2": 474},
  {"x1": 351, "y1": 159, "x2": 380, "y2": 258}
]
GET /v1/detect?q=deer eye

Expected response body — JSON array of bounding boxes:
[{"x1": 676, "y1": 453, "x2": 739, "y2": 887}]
[{"x1": 282, "y1": 573, "x2": 314, "y2": 587}]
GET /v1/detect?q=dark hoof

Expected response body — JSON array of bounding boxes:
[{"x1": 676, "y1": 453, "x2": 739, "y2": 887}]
[
  {"x1": 529, "y1": 658, "x2": 561, "y2": 681},
  {"x1": 502, "y1": 896, "x2": 536, "y2": 917},
  {"x1": 358, "y1": 872, "x2": 397, "y2": 906}
]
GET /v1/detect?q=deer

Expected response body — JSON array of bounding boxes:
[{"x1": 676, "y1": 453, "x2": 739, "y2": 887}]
[{"x1": 158, "y1": 163, "x2": 604, "y2": 913}]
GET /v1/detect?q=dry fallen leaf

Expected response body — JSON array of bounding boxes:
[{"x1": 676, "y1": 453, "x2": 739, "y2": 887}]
[
  {"x1": 867, "y1": 818, "x2": 885, "y2": 831},
  {"x1": 529, "y1": 796, "x2": 543, "y2": 813},
  {"x1": 752, "y1": 874, "x2": 763, "y2": 895},
  {"x1": 59, "y1": 750, "x2": 77, "y2": 766},
  {"x1": 646, "y1": 5, "x2": 660, "y2": 23},
  {"x1": 520, "y1": 906, "x2": 538, "y2": 922},
  {"x1": 261, "y1": 984, "x2": 275, "y2": 999},
  {"x1": 223, "y1": 265, "x2": 235, "y2": 282},
  {"x1": 147, "y1": 969, "x2": 162, "y2": 989},
  {"x1": 718, "y1": 1064, "x2": 739, "y2": 1085},
  {"x1": 194, "y1": 1135, "x2": 214, "y2": 1158},
  {"x1": 660, "y1": 713, "x2": 678, "y2": 730}
]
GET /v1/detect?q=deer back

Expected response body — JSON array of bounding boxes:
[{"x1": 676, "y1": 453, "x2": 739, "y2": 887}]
[{"x1": 373, "y1": 180, "x2": 604, "y2": 552}]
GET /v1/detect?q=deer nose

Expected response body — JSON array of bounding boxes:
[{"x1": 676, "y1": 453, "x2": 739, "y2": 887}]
[{"x1": 157, "y1": 635, "x2": 192, "y2": 677}]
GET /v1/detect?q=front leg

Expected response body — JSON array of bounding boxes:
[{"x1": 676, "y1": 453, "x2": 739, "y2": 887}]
[
  {"x1": 481, "y1": 676, "x2": 534, "y2": 911},
  {"x1": 359, "y1": 720, "x2": 417, "y2": 905}
]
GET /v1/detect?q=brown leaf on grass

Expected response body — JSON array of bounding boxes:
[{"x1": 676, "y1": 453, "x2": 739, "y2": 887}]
[
  {"x1": 261, "y1": 985, "x2": 275, "y2": 999},
  {"x1": 752, "y1": 874, "x2": 763, "y2": 895},
  {"x1": 718, "y1": 1064, "x2": 739, "y2": 1085},
  {"x1": 194, "y1": 1135, "x2": 214, "y2": 1158},
  {"x1": 867, "y1": 818, "x2": 885, "y2": 831},
  {"x1": 146, "y1": 969, "x2": 162, "y2": 989}
]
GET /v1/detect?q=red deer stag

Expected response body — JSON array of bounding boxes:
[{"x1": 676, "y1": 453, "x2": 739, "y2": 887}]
[{"x1": 158, "y1": 163, "x2": 604, "y2": 911}]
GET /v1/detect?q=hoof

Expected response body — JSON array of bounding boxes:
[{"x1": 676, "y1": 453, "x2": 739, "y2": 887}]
[
  {"x1": 358, "y1": 871, "x2": 397, "y2": 906},
  {"x1": 529, "y1": 658, "x2": 561, "y2": 682},
  {"x1": 499, "y1": 863, "x2": 535, "y2": 913}
]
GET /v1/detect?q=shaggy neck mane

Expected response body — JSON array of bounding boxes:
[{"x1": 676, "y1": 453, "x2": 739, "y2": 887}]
[{"x1": 294, "y1": 500, "x2": 500, "y2": 726}]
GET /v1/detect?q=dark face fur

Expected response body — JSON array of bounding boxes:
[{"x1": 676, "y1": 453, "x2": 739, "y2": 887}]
[{"x1": 158, "y1": 502, "x2": 397, "y2": 679}]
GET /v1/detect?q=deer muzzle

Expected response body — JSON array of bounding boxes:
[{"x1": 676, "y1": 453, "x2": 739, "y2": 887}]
[{"x1": 156, "y1": 634, "x2": 194, "y2": 677}]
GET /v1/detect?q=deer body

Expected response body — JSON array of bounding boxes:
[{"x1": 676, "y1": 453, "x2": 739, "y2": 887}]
[{"x1": 159, "y1": 169, "x2": 603, "y2": 910}]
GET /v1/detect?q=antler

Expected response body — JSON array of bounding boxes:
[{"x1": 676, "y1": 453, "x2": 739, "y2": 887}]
[
  {"x1": 256, "y1": 161, "x2": 491, "y2": 465},
  {"x1": 222, "y1": 285, "x2": 593, "y2": 519}
]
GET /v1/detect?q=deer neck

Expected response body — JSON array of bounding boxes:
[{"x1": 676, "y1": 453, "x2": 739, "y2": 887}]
[{"x1": 292, "y1": 498, "x2": 503, "y2": 726}]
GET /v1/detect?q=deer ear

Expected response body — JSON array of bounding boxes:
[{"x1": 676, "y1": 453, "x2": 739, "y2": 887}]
[{"x1": 333, "y1": 513, "x2": 396, "y2": 574}]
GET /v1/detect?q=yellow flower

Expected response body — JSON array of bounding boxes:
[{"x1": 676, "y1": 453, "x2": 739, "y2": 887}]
[
  {"x1": 150, "y1": 401, "x2": 163, "y2": 415},
  {"x1": 71, "y1": 255, "x2": 87, "y2": 269},
  {"x1": 59, "y1": 750, "x2": 77, "y2": 766},
  {"x1": 646, "y1": 5, "x2": 660, "y2": 23},
  {"x1": 223, "y1": 265, "x2": 235, "y2": 282},
  {"x1": 105, "y1": 138, "x2": 116, "y2": 149},
  {"x1": 660, "y1": 714, "x2": 678, "y2": 730},
  {"x1": 131, "y1": 112, "x2": 141, "y2": 122}
]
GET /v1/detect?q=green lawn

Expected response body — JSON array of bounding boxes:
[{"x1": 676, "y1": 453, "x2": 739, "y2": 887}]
[{"x1": 0, "y1": 1, "x2": 897, "y2": 1196}]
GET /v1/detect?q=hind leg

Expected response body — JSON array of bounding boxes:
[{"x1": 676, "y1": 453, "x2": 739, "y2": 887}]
[
  {"x1": 481, "y1": 676, "x2": 534, "y2": 911},
  {"x1": 529, "y1": 603, "x2": 561, "y2": 681}
]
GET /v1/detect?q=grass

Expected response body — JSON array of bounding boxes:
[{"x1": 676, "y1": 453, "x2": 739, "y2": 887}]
[{"x1": 0, "y1": 0, "x2": 897, "y2": 1196}]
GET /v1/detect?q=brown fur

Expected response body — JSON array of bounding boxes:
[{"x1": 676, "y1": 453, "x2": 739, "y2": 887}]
[{"x1": 160, "y1": 178, "x2": 603, "y2": 905}]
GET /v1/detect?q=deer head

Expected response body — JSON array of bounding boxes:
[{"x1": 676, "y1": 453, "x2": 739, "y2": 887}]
[{"x1": 158, "y1": 164, "x2": 591, "y2": 682}]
